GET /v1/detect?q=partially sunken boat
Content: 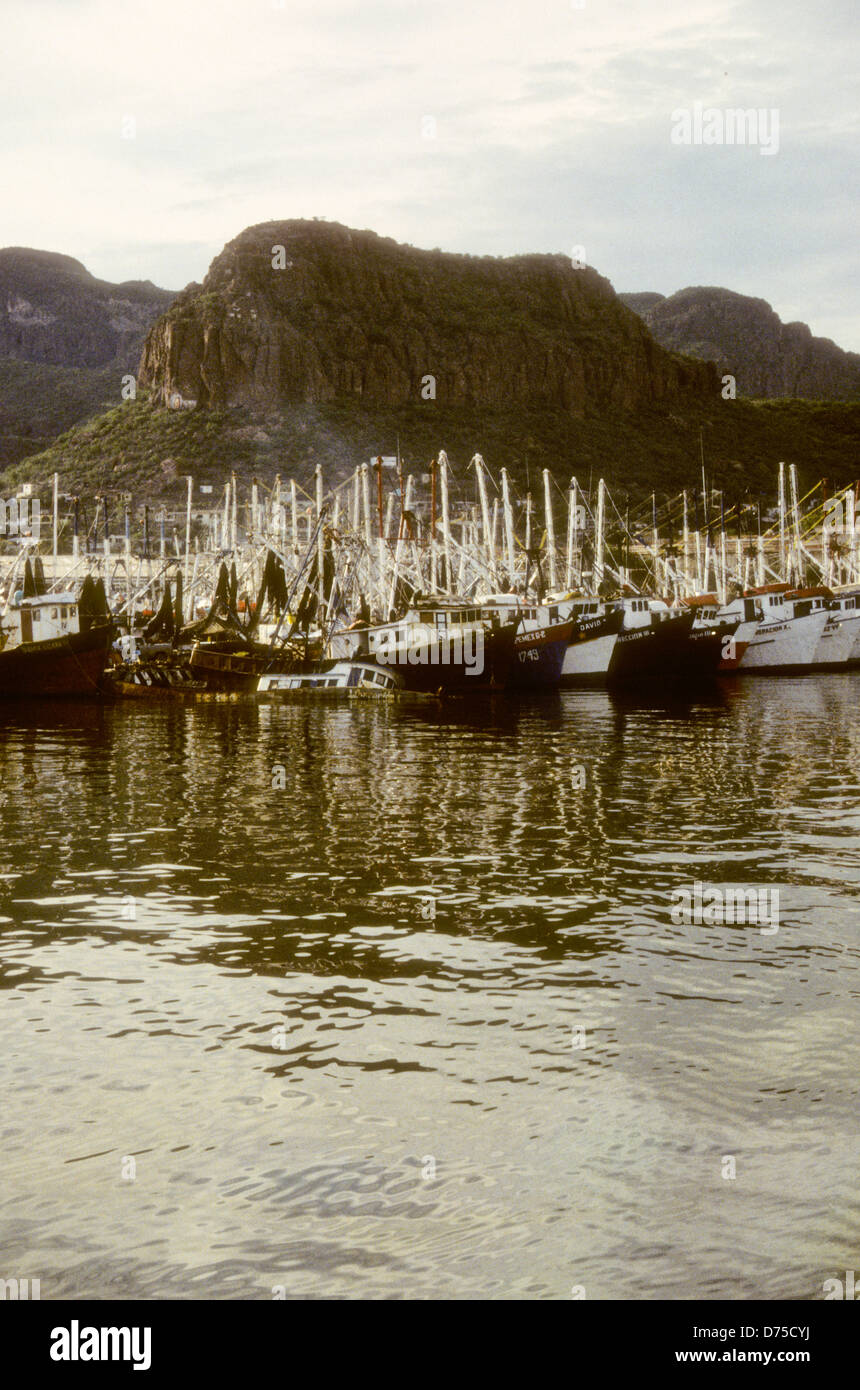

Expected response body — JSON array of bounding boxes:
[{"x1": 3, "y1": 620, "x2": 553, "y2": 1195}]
[
  {"x1": 328, "y1": 601, "x2": 517, "y2": 693},
  {"x1": 258, "y1": 660, "x2": 403, "y2": 697}
]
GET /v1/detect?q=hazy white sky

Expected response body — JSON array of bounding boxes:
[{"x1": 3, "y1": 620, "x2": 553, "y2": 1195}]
[{"x1": 3, "y1": 0, "x2": 858, "y2": 346}]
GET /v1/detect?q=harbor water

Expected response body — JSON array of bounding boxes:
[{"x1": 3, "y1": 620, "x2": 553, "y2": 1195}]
[{"x1": 1, "y1": 676, "x2": 859, "y2": 1300}]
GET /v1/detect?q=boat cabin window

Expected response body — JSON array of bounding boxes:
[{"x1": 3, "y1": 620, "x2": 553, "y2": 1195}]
[
  {"x1": 374, "y1": 672, "x2": 387, "y2": 685},
  {"x1": 549, "y1": 606, "x2": 559, "y2": 621}
]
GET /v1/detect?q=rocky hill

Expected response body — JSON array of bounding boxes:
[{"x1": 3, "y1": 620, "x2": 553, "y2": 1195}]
[
  {"x1": 5, "y1": 225, "x2": 858, "y2": 506},
  {"x1": 619, "y1": 287, "x2": 860, "y2": 400},
  {"x1": 0, "y1": 248, "x2": 175, "y2": 466},
  {"x1": 0, "y1": 247, "x2": 174, "y2": 370},
  {"x1": 618, "y1": 292, "x2": 666, "y2": 318},
  {"x1": 138, "y1": 220, "x2": 717, "y2": 413}
]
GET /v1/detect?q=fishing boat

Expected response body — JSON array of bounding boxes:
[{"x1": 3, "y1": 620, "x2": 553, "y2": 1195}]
[
  {"x1": 166, "y1": 550, "x2": 312, "y2": 693},
  {"x1": 606, "y1": 597, "x2": 695, "y2": 682},
  {"x1": 188, "y1": 637, "x2": 305, "y2": 693},
  {"x1": 478, "y1": 594, "x2": 574, "y2": 690},
  {"x1": 714, "y1": 595, "x2": 763, "y2": 672},
  {"x1": 328, "y1": 602, "x2": 517, "y2": 693},
  {"x1": 108, "y1": 649, "x2": 207, "y2": 698},
  {"x1": 683, "y1": 594, "x2": 742, "y2": 675},
  {"x1": 558, "y1": 599, "x2": 624, "y2": 685},
  {"x1": 814, "y1": 589, "x2": 860, "y2": 668},
  {"x1": 0, "y1": 581, "x2": 114, "y2": 697},
  {"x1": 738, "y1": 585, "x2": 831, "y2": 673}
]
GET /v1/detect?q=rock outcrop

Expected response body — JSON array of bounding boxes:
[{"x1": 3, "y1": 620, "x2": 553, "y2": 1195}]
[
  {"x1": 138, "y1": 220, "x2": 718, "y2": 413},
  {"x1": 619, "y1": 287, "x2": 860, "y2": 400}
]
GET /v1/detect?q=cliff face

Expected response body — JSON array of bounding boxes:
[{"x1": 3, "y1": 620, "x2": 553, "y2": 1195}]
[
  {"x1": 619, "y1": 287, "x2": 860, "y2": 400},
  {"x1": 0, "y1": 248, "x2": 175, "y2": 370},
  {"x1": 138, "y1": 220, "x2": 718, "y2": 413}
]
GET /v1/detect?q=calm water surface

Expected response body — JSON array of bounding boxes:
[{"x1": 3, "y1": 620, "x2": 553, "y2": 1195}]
[{"x1": 1, "y1": 677, "x2": 859, "y2": 1300}]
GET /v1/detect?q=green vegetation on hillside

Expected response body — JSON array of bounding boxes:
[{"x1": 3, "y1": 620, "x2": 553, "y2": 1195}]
[
  {"x1": 2, "y1": 393, "x2": 858, "y2": 514},
  {"x1": 0, "y1": 359, "x2": 121, "y2": 468}
]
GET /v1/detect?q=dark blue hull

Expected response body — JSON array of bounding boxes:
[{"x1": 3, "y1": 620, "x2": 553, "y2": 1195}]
[{"x1": 507, "y1": 624, "x2": 572, "y2": 690}]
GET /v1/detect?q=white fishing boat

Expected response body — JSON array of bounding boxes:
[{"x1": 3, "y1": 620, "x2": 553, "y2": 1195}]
[
  {"x1": 738, "y1": 586, "x2": 830, "y2": 673},
  {"x1": 713, "y1": 595, "x2": 764, "y2": 671},
  {"x1": 815, "y1": 589, "x2": 860, "y2": 667},
  {"x1": 558, "y1": 598, "x2": 623, "y2": 685}
]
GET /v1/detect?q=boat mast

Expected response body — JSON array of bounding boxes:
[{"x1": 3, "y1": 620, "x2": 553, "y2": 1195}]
[
  {"x1": 429, "y1": 456, "x2": 438, "y2": 593},
  {"x1": 719, "y1": 492, "x2": 727, "y2": 605},
  {"x1": 184, "y1": 475, "x2": 193, "y2": 594},
  {"x1": 778, "y1": 461, "x2": 787, "y2": 581},
  {"x1": 500, "y1": 468, "x2": 516, "y2": 590},
  {"x1": 788, "y1": 464, "x2": 803, "y2": 586},
  {"x1": 52, "y1": 472, "x2": 59, "y2": 583},
  {"x1": 566, "y1": 477, "x2": 579, "y2": 590},
  {"x1": 543, "y1": 468, "x2": 557, "y2": 591},
  {"x1": 594, "y1": 477, "x2": 606, "y2": 594},
  {"x1": 473, "y1": 454, "x2": 496, "y2": 589},
  {"x1": 439, "y1": 451, "x2": 453, "y2": 593},
  {"x1": 316, "y1": 465, "x2": 325, "y2": 609}
]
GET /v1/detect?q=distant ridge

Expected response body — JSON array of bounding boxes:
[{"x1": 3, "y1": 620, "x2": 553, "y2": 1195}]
[
  {"x1": 0, "y1": 248, "x2": 177, "y2": 468},
  {"x1": 619, "y1": 287, "x2": 860, "y2": 400},
  {"x1": 0, "y1": 246, "x2": 175, "y2": 371}
]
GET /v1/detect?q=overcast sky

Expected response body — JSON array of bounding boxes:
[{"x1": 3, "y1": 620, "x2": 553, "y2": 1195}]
[{"x1": 3, "y1": 0, "x2": 858, "y2": 346}]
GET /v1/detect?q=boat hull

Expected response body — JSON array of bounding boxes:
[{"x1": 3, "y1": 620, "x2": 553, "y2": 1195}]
[
  {"x1": 559, "y1": 610, "x2": 623, "y2": 686},
  {"x1": 189, "y1": 641, "x2": 301, "y2": 692},
  {"x1": 608, "y1": 612, "x2": 695, "y2": 682},
  {"x1": 0, "y1": 625, "x2": 113, "y2": 697},
  {"x1": 739, "y1": 610, "x2": 830, "y2": 672},
  {"x1": 508, "y1": 621, "x2": 574, "y2": 690},
  {"x1": 717, "y1": 619, "x2": 759, "y2": 672},
  {"x1": 370, "y1": 623, "x2": 517, "y2": 693},
  {"x1": 815, "y1": 612, "x2": 860, "y2": 668},
  {"x1": 685, "y1": 620, "x2": 740, "y2": 676}
]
